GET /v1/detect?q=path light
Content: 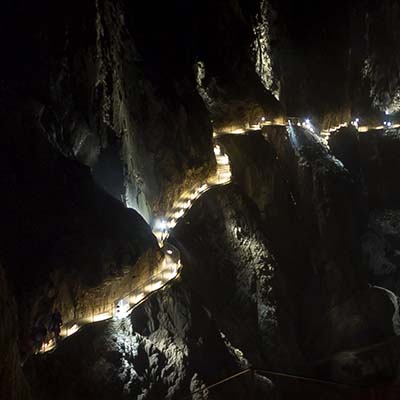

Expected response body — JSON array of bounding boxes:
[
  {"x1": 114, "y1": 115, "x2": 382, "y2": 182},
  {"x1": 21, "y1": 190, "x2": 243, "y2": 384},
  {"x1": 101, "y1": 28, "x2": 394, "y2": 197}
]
[
  {"x1": 155, "y1": 219, "x2": 168, "y2": 231},
  {"x1": 130, "y1": 293, "x2": 145, "y2": 304},
  {"x1": 261, "y1": 116, "x2": 266, "y2": 122},
  {"x1": 115, "y1": 298, "x2": 130, "y2": 319},
  {"x1": 67, "y1": 324, "x2": 80, "y2": 336},
  {"x1": 93, "y1": 312, "x2": 112, "y2": 322},
  {"x1": 39, "y1": 114, "x2": 234, "y2": 353}
]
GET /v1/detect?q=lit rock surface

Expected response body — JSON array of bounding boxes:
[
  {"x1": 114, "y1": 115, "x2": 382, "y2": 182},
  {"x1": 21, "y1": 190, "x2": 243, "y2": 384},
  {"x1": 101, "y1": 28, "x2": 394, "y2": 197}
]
[
  {"x1": 0, "y1": 99, "x2": 158, "y2": 360},
  {"x1": 171, "y1": 185, "x2": 298, "y2": 371},
  {"x1": 24, "y1": 282, "x2": 252, "y2": 400},
  {"x1": 219, "y1": 127, "x2": 399, "y2": 375}
]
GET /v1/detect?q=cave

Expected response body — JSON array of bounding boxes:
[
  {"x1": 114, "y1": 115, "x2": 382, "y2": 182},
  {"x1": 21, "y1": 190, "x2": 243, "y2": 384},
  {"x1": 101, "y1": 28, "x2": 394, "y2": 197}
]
[{"x1": 1, "y1": 0, "x2": 400, "y2": 399}]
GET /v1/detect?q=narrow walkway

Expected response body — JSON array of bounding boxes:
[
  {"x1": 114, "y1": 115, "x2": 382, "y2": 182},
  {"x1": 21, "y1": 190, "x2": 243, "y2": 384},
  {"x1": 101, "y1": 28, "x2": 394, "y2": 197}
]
[
  {"x1": 39, "y1": 114, "x2": 397, "y2": 353},
  {"x1": 39, "y1": 142, "x2": 232, "y2": 353}
]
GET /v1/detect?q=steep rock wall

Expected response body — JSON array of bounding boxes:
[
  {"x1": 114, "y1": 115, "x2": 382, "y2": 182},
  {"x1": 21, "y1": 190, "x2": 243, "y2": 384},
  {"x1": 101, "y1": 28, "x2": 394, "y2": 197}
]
[
  {"x1": 0, "y1": 0, "x2": 215, "y2": 222},
  {"x1": 170, "y1": 185, "x2": 301, "y2": 372},
  {"x1": 0, "y1": 97, "x2": 158, "y2": 361},
  {"x1": 0, "y1": 264, "x2": 31, "y2": 400},
  {"x1": 25, "y1": 282, "x2": 255, "y2": 400},
  {"x1": 219, "y1": 127, "x2": 397, "y2": 369}
]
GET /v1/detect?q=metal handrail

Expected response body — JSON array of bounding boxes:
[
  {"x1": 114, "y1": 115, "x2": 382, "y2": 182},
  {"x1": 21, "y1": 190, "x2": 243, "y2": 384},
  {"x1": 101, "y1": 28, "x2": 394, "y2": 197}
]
[{"x1": 180, "y1": 367, "x2": 400, "y2": 399}]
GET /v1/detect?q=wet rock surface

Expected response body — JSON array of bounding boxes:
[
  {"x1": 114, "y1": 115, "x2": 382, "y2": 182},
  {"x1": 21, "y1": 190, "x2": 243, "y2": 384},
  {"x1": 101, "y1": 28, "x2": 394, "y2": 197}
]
[
  {"x1": 363, "y1": 210, "x2": 400, "y2": 295},
  {"x1": 0, "y1": 98, "x2": 158, "y2": 361},
  {"x1": 2, "y1": 0, "x2": 400, "y2": 398},
  {"x1": 221, "y1": 128, "x2": 399, "y2": 372},
  {"x1": 171, "y1": 184, "x2": 297, "y2": 371},
  {"x1": 24, "y1": 281, "x2": 251, "y2": 400}
]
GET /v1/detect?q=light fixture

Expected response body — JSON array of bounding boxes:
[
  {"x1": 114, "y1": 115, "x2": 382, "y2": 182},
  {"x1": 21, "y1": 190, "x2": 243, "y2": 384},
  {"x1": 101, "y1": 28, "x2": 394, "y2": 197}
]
[{"x1": 155, "y1": 219, "x2": 167, "y2": 231}]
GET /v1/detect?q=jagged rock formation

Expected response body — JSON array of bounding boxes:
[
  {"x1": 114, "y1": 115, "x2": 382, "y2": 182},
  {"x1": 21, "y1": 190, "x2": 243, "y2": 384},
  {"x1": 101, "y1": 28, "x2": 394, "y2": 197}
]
[
  {"x1": 171, "y1": 184, "x2": 299, "y2": 371},
  {"x1": 192, "y1": 0, "x2": 282, "y2": 131},
  {"x1": 1, "y1": 0, "x2": 400, "y2": 398},
  {"x1": 363, "y1": 0, "x2": 400, "y2": 114},
  {"x1": 330, "y1": 128, "x2": 400, "y2": 298},
  {"x1": 0, "y1": 98, "x2": 159, "y2": 362},
  {"x1": 24, "y1": 280, "x2": 256, "y2": 400},
  {"x1": 219, "y1": 127, "x2": 400, "y2": 381},
  {"x1": 0, "y1": 0, "x2": 215, "y2": 222}
]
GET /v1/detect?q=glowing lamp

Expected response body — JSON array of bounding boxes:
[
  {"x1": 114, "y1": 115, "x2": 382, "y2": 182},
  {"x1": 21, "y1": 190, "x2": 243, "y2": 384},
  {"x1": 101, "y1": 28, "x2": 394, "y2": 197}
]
[{"x1": 155, "y1": 219, "x2": 167, "y2": 231}]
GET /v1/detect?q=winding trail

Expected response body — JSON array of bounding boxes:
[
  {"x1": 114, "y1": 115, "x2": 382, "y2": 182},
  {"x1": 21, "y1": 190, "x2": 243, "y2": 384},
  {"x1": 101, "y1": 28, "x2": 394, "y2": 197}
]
[
  {"x1": 39, "y1": 116, "x2": 399, "y2": 353},
  {"x1": 40, "y1": 142, "x2": 232, "y2": 353}
]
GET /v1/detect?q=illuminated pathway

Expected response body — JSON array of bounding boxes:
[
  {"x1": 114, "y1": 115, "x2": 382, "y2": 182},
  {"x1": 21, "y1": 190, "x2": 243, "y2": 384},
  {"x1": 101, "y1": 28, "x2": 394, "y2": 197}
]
[
  {"x1": 152, "y1": 144, "x2": 231, "y2": 245},
  {"x1": 40, "y1": 143, "x2": 232, "y2": 353},
  {"x1": 40, "y1": 115, "x2": 397, "y2": 352}
]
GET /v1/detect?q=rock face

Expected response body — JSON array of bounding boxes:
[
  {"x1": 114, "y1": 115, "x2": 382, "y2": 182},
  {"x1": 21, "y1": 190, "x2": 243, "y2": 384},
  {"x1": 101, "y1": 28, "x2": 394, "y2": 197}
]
[
  {"x1": 0, "y1": 0, "x2": 215, "y2": 222},
  {"x1": 25, "y1": 281, "x2": 253, "y2": 400},
  {"x1": 23, "y1": 184, "x2": 283, "y2": 400},
  {"x1": 171, "y1": 184, "x2": 299, "y2": 371},
  {"x1": 220, "y1": 127, "x2": 398, "y2": 369},
  {"x1": 0, "y1": 97, "x2": 159, "y2": 364},
  {"x1": 192, "y1": 0, "x2": 282, "y2": 131},
  {"x1": 363, "y1": 0, "x2": 400, "y2": 114},
  {"x1": 330, "y1": 128, "x2": 400, "y2": 311},
  {"x1": 2, "y1": 0, "x2": 400, "y2": 398},
  {"x1": 329, "y1": 128, "x2": 400, "y2": 210}
]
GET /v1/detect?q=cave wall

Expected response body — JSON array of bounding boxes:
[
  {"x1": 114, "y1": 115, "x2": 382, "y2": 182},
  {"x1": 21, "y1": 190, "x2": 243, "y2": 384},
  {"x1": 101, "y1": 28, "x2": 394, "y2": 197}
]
[
  {"x1": 0, "y1": 264, "x2": 31, "y2": 400},
  {"x1": 0, "y1": 97, "x2": 159, "y2": 361},
  {"x1": 266, "y1": 0, "x2": 400, "y2": 127},
  {"x1": 219, "y1": 128, "x2": 398, "y2": 369},
  {"x1": 24, "y1": 281, "x2": 257, "y2": 400},
  {"x1": 363, "y1": 0, "x2": 400, "y2": 115},
  {"x1": 0, "y1": 0, "x2": 215, "y2": 223}
]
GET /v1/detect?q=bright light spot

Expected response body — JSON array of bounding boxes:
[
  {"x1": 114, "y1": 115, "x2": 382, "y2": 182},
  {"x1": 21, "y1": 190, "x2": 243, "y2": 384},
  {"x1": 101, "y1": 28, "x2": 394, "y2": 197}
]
[
  {"x1": 115, "y1": 298, "x2": 130, "y2": 319},
  {"x1": 355, "y1": 118, "x2": 360, "y2": 123},
  {"x1": 155, "y1": 219, "x2": 167, "y2": 231},
  {"x1": 145, "y1": 281, "x2": 163, "y2": 292},
  {"x1": 67, "y1": 324, "x2": 80, "y2": 336},
  {"x1": 174, "y1": 209, "x2": 184, "y2": 219},
  {"x1": 305, "y1": 119, "x2": 310, "y2": 124},
  {"x1": 261, "y1": 116, "x2": 266, "y2": 122},
  {"x1": 40, "y1": 339, "x2": 56, "y2": 353},
  {"x1": 130, "y1": 293, "x2": 145, "y2": 304},
  {"x1": 166, "y1": 249, "x2": 173, "y2": 255},
  {"x1": 218, "y1": 156, "x2": 229, "y2": 166},
  {"x1": 385, "y1": 110, "x2": 390, "y2": 115},
  {"x1": 388, "y1": 122, "x2": 392, "y2": 127},
  {"x1": 93, "y1": 312, "x2": 112, "y2": 322},
  {"x1": 163, "y1": 271, "x2": 178, "y2": 280}
]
